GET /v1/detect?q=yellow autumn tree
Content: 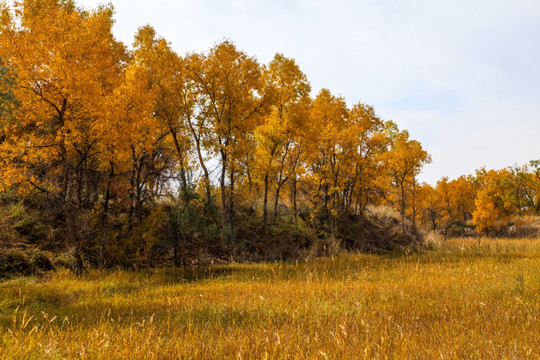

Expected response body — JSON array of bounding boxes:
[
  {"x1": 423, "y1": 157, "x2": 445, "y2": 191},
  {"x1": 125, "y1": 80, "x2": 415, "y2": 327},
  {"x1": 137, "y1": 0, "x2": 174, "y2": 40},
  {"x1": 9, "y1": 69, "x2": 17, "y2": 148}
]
[
  {"x1": 254, "y1": 53, "x2": 311, "y2": 225},
  {"x1": 189, "y1": 41, "x2": 268, "y2": 239},
  {"x1": 132, "y1": 26, "x2": 192, "y2": 192},
  {"x1": 113, "y1": 25, "x2": 189, "y2": 229},
  {"x1": 383, "y1": 130, "x2": 431, "y2": 231},
  {"x1": 303, "y1": 89, "x2": 350, "y2": 229},
  {"x1": 522, "y1": 160, "x2": 540, "y2": 214},
  {"x1": 473, "y1": 188, "x2": 499, "y2": 235},
  {"x1": 418, "y1": 183, "x2": 441, "y2": 231},
  {"x1": 0, "y1": 0, "x2": 126, "y2": 248},
  {"x1": 472, "y1": 168, "x2": 515, "y2": 235},
  {"x1": 436, "y1": 176, "x2": 475, "y2": 238},
  {"x1": 345, "y1": 102, "x2": 389, "y2": 215}
]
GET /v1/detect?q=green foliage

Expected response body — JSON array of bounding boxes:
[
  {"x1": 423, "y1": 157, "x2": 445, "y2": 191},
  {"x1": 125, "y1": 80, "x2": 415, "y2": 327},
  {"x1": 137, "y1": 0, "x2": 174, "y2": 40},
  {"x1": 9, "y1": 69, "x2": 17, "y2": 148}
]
[
  {"x1": 163, "y1": 185, "x2": 221, "y2": 265},
  {"x1": 170, "y1": 187, "x2": 204, "y2": 238},
  {"x1": 54, "y1": 252, "x2": 78, "y2": 270},
  {"x1": 8, "y1": 202, "x2": 48, "y2": 242}
]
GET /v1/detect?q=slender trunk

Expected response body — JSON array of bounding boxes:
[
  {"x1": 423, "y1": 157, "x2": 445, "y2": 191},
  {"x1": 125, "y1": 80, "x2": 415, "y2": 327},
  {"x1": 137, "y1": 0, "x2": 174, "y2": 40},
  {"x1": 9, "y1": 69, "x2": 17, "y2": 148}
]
[
  {"x1": 273, "y1": 167, "x2": 286, "y2": 224},
  {"x1": 128, "y1": 149, "x2": 137, "y2": 232},
  {"x1": 443, "y1": 223, "x2": 452, "y2": 241},
  {"x1": 323, "y1": 184, "x2": 329, "y2": 219},
  {"x1": 135, "y1": 159, "x2": 143, "y2": 225},
  {"x1": 347, "y1": 182, "x2": 355, "y2": 210},
  {"x1": 128, "y1": 190, "x2": 134, "y2": 231},
  {"x1": 170, "y1": 129, "x2": 188, "y2": 191},
  {"x1": 228, "y1": 166, "x2": 235, "y2": 239},
  {"x1": 77, "y1": 166, "x2": 83, "y2": 209},
  {"x1": 63, "y1": 165, "x2": 77, "y2": 250},
  {"x1": 57, "y1": 99, "x2": 75, "y2": 249},
  {"x1": 400, "y1": 180, "x2": 406, "y2": 233},
  {"x1": 173, "y1": 238, "x2": 180, "y2": 267},
  {"x1": 411, "y1": 180, "x2": 417, "y2": 228},
  {"x1": 84, "y1": 167, "x2": 93, "y2": 209},
  {"x1": 246, "y1": 164, "x2": 253, "y2": 195},
  {"x1": 99, "y1": 164, "x2": 114, "y2": 269},
  {"x1": 332, "y1": 173, "x2": 339, "y2": 213},
  {"x1": 99, "y1": 187, "x2": 110, "y2": 269},
  {"x1": 263, "y1": 173, "x2": 269, "y2": 227},
  {"x1": 197, "y1": 142, "x2": 210, "y2": 182},
  {"x1": 75, "y1": 252, "x2": 84, "y2": 276},
  {"x1": 220, "y1": 150, "x2": 229, "y2": 239},
  {"x1": 273, "y1": 184, "x2": 281, "y2": 223},
  {"x1": 292, "y1": 175, "x2": 297, "y2": 223},
  {"x1": 187, "y1": 119, "x2": 210, "y2": 183}
]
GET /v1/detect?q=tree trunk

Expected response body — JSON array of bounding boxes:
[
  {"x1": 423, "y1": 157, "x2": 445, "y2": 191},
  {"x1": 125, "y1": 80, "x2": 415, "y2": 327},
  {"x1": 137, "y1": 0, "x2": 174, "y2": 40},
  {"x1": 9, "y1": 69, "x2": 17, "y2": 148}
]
[
  {"x1": 99, "y1": 194, "x2": 109, "y2": 269},
  {"x1": 273, "y1": 184, "x2": 282, "y2": 223},
  {"x1": 263, "y1": 173, "x2": 269, "y2": 227},
  {"x1": 400, "y1": 180, "x2": 406, "y2": 233},
  {"x1": 292, "y1": 174, "x2": 297, "y2": 223},
  {"x1": 187, "y1": 118, "x2": 210, "y2": 184},
  {"x1": 135, "y1": 160, "x2": 143, "y2": 225},
  {"x1": 170, "y1": 129, "x2": 188, "y2": 191},
  {"x1": 173, "y1": 237, "x2": 180, "y2": 267},
  {"x1": 219, "y1": 150, "x2": 233, "y2": 240},
  {"x1": 99, "y1": 164, "x2": 114, "y2": 269},
  {"x1": 228, "y1": 166, "x2": 235, "y2": 240}
]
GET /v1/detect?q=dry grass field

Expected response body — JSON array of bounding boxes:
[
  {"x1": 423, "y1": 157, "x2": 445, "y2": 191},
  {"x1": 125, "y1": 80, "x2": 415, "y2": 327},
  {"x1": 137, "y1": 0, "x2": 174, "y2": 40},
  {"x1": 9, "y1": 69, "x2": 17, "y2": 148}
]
[{"x1": 1, "y1": 237, "x2": 539, "y2": 359}]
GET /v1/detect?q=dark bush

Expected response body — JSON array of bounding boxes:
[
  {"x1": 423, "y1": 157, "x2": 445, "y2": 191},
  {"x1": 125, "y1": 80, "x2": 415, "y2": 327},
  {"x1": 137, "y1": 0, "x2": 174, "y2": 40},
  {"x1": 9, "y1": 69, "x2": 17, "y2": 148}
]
[
  {"x1": 0, "y1": 248, "x2": 57, "y2": 278},
  {"x1": 29, "y1": 249, "x2": 56, "y2": 271},
  {"x1": 0, "y1": 249, "x2": 36, "y2": 276},
  {"x1": 336, "y1": 213, "x2": 423, "y2": 253}
]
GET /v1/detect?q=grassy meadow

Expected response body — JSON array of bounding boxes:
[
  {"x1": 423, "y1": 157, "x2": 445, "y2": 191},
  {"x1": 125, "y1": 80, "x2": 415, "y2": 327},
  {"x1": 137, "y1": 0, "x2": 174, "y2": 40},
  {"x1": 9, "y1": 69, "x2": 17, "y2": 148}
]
[{"x1": 1, "y1": 238, "x2": 539, "y2": 359}]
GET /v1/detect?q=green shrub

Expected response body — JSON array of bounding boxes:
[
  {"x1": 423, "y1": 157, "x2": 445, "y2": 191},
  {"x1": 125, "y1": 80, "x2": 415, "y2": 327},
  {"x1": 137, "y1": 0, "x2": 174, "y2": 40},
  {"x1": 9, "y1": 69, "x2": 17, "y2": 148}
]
[
  {"x1": 8, "y1": 201, "x2": 26, "y2": 219},
  {"x1": 29, "y1": 249, "x2": 56, "y2": 271},
  {"x1": 54, "y1": 252, "x2": 78, "y2": 270},
  {"x1": 9, "y1": 202, "x2": 48, "y2": 242}
]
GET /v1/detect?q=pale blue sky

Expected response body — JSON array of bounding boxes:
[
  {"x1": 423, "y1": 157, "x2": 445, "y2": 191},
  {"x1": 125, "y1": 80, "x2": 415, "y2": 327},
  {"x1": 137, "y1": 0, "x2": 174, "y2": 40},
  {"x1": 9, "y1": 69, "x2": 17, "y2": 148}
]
[{"x1": 77, "y1": 0, "x2": 540, "y2": 184}]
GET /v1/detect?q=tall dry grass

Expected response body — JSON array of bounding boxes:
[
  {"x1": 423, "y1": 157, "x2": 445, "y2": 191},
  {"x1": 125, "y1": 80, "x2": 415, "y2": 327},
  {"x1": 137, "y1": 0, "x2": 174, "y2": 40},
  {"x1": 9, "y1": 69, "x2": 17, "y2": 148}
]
[{"x1": 1, "y1": 237, "x2": 539, "y2": 359}]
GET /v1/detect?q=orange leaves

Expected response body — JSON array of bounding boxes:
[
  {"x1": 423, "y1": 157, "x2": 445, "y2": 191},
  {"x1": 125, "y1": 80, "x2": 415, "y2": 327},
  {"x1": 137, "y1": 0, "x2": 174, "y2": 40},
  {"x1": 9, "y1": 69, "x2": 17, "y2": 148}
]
[
  {"x1": 381, "y1": 129, "x2": 431, "y2": 226},
  {"x1": 473, "y1": 188, "x2": 499, "y2": 235},
  {"x1": 266, "y1": 53, "x2": 311, "y2": 114},
  {"x1": 419, "y1": 176, "x2": 477, "y2": 237},
  {"x1": 253, "y1": 54, "x2": 310, "y2": 185},
  {"x1": 187, "y1": 41, "x2": 267, "y2": 171},
  {"x1": 195, "y1": 41, "x2": 265, "y2": 142},
  {"x1": 300, "y1": 89, "x2": 399, "y2": 221},
  {"x1": 0, "y1": 0, "x2": 441, "y2": 245},
  {"x1": 0, "y1": 0, "x2": 127, "y2": 198},
  {"x1": 417, "y1": 164, "x2": 540, "y2": 237},
  {"x1": 471, "y1": 168, "x2": 517, "y2": 234}
]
